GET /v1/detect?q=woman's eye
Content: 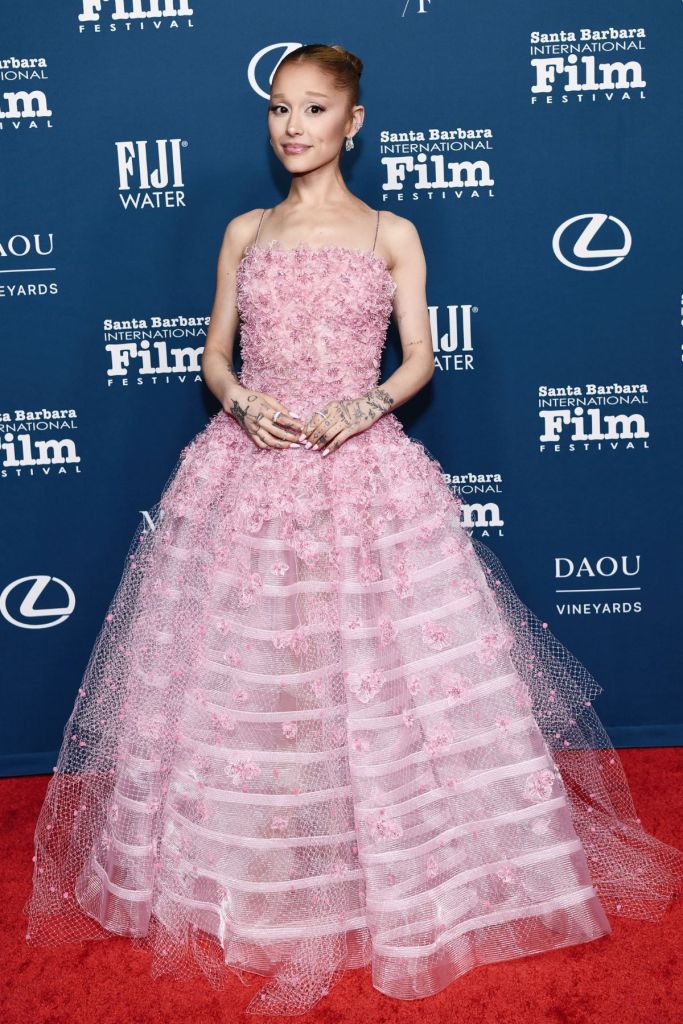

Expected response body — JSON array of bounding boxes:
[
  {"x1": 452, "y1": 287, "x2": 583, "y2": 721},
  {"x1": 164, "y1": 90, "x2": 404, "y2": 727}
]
[{"x1": 268, "y1": 105, "x2": 325, "y2": 114}]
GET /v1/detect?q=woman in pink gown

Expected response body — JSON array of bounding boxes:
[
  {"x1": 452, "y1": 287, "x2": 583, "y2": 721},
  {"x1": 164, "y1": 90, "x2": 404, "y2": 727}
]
[{"x1": 24, "y1": 43, "x2": 683, "y2": 1016}]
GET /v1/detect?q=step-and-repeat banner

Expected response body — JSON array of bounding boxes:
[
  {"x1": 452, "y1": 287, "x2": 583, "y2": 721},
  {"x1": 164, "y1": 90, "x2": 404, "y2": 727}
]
[{"x1": 3, "y1": 2, "x2": 682, "y2": 775}]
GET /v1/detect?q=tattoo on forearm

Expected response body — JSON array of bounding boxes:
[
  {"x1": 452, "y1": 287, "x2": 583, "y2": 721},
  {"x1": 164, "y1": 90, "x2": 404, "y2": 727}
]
[
  {"x1": 364, "y1": 386, "x2": 395, "y2": 420},
  {"x1": 406, "y1": 337, "x2": 427, "y2": 347}
]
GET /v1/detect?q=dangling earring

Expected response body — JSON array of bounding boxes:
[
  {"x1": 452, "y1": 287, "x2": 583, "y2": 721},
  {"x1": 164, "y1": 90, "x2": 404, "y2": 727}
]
[{"x1": 345, "y1": 124, "x2": 358, "y2": 151}]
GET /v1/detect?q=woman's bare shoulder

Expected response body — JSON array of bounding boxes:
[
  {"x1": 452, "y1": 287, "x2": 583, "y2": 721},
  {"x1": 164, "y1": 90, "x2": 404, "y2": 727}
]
[
  {"x1": 378, "y1": 210, "x2": 423, "y2": 267},
  {"x1": 219, "y1": 208, "x2": 269, "y2": 258}
]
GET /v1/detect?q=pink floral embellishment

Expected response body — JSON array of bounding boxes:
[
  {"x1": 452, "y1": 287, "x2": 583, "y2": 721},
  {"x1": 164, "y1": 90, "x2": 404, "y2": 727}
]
[
  {"x1": 358, "y1": 560, "x2": 381, "y2": 584},
  {"x1": 223, "y1": 646, "x2": 242, "y2": 667},
  {"x1": 369, "y1": 809, "x2": 403, "y2": 842},
  {"x1": 378, "y1": 617, "x2": 398, "y2": 648},
  {"x1": 426, "y1": 855, "x2": 439, "y2": 880},
  {"x1": 270, "y1": 815, "x2": 289, "y2": 832},
  {"x1": 407, "y1": 675, "x2": 422, "y2": 696},
  {"x1": 421, "y1": 619, "x2": 451, "y2": 650},
  {"x1": 530, "y1": 816, "x2": 552, "y2": 836},
  {"x1": 225, "y1": 759, "x2": 262, "y2": 786},
  {"x1": 270, "y1": 561, "x2": 289, "y2": 577},
  {"x1": 348, "y1": 668, "x2": 385, "y2": 704},
  {"x1": 495, "y1": 716, "x2": 512, "y2": 733},
  {"x1": 210, "y1": 710, "x2": 236, "y2": 733},
  {"x1": 282, "y1": 721, "x2": 298, "y2": 740},
  {"x1": 425, "y1": 726, "x2": 454, "y2": 756},
  {"x1": 233, "y1": 688, "x2": 248, "y2": 704},
  {"x1": 238, "y1": 572, "x2": 263, "y2": 608},
  {"x1": 496, "y1": 860, "x2": 519, "y2": 884},
  {"x1": 402, "y1": 708, "x2": 416, "y2": 728},
  {"x1": 441, "y1": 672, "x2": 470, "y2": 699},
  {"x1": 523, "y1": 768, "x2": 555, "y2": 802},
  {"x1": 331, "y1": 859, "x2": 349, "y2": 877},
  {"x1": 353, "y1": 736, "x2": 370, "y2": 752},
  {"x1": 345, "y1": 616, "x2": 362, "y2": 630}
]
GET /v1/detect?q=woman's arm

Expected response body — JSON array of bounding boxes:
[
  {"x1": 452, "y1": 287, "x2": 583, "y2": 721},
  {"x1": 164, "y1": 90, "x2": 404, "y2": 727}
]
[
  {"x1": 201, "y1": 212, "x2": 255, "y2": 411},
  {"x1": 371, "y1": 212, "x2": 435, "y2": 413}
]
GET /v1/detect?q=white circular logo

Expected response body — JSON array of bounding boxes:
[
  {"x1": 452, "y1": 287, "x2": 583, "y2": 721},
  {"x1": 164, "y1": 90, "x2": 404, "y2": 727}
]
[
  {"x1": 552, "y1": 213, "x2": 632, "y2": 271},
  {"x1": 1, "y1": 575, "x2": 76, "y2": 628},
  {"x1": 248, "y1": 42, "x2": 303, "y2": 100}
]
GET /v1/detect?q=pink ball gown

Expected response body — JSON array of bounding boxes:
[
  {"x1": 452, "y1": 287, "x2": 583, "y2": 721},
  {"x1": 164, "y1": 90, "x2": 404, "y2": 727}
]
[{"x1": 24, "y1": 208, "x2": 683, "y2": 1015}]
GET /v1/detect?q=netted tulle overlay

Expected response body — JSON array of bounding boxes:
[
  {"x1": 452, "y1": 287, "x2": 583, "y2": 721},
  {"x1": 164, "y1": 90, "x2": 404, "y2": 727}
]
[{"x1": 24, "y1": 241, "x2": 683, "y2": 1016}]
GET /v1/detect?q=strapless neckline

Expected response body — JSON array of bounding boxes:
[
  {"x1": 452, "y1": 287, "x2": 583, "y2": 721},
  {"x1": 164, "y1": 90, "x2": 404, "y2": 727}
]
[{"x1": 241, "y1": 238, "x2": 395, "y2": 291}]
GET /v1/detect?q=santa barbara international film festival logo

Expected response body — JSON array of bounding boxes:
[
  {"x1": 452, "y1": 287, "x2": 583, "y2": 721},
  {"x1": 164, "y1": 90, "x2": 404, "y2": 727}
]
[
  {"x1": 1, "y1": 408, "x2": 81, "y2": 480},
  {"x1": 529, "y1": 25, "x2": 647, "y2": 106},
  {"x1": 116, "y1": 139, "x2": 188, "y2": 209},
  {"x1": 378, "y1": 126, "x2": 494, "y2": 203},
  {"x1": 104, "y1": 311, "x2": 208, "y2": 387},
  {"x1": 538, "y1": 383, "x2": 649, "y2": 454},
  {"x1": 442, "y1": 471, "x2": 506, "y2": 538},
  {"x1": 0, "y1": 57, "x2": 52, "y2": 131},
  {"x1": 77, "y1": 0, "x2": 195, "y2": 33}
]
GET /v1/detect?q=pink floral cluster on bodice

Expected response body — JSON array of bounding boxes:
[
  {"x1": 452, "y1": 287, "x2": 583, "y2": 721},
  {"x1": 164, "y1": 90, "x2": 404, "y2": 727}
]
[{"x1": 236, "y1": 240, "x2": 397, "y2": 412}]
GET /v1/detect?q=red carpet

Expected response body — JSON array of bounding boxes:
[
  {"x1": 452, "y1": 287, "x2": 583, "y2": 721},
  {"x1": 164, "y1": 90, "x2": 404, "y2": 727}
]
[{"x1": 4, "y1": 747, "x2": 682, "y2": 1024}]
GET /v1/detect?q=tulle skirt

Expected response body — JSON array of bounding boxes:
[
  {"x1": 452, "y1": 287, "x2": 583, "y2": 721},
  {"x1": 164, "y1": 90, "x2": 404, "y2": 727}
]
[{"x1": 23, "y1": 409, "x2": 683, "y2": 1015}]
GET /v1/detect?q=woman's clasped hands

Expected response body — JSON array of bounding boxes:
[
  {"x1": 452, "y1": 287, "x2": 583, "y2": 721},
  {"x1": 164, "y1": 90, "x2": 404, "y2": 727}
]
[{"x1": 228, "y1": 387, "x2": 394, "y2": 455}]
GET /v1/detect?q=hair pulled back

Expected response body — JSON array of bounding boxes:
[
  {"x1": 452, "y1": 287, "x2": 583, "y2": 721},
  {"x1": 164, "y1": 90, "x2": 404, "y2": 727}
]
[{"x1": 273, "y1": 43, "x2": 363, "y2": 109}]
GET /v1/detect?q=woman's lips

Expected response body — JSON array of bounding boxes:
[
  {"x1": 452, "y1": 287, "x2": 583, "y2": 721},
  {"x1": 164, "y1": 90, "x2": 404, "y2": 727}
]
[{"x1": 283, "y1": 144, "x2": 310, "y2": 154}]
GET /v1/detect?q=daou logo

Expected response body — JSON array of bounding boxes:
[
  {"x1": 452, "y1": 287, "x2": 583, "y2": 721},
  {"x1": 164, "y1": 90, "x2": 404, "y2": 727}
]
[
  {"x1": 552, "y1": 213, "x2": 631, "y2": 271},
  {"x1": 248, "y1": 43, "x2": 304, "y2": 99},
  {"x1": 1, "y1": 575, "x2": 76, "y2": 629},
  {"x1": 555, "y1": 554, "x2": 641, "y2": 579}
]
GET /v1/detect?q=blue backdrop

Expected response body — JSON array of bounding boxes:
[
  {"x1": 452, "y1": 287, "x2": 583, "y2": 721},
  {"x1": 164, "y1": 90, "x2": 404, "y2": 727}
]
[{"x1": 2, "y1": 1, "x2": 682, "y2": 777}]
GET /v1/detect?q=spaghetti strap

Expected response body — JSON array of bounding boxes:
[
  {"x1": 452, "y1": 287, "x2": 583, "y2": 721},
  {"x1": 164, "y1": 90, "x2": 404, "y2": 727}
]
[
  {"x1": 371, "y1": 209, "x2": 380, "y2": 253},
  {"x1": 254, "y1": 207, "x2": 269, "y2": 247}
]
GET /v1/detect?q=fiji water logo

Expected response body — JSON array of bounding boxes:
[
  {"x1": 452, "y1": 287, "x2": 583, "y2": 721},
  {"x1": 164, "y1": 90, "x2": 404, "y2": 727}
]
[
  {"x1": 429, "y1": 303, "x2": 477, "y2": 371},
  {"x1": 115, "y1": 138, "x2": 187, "y2": 209}
]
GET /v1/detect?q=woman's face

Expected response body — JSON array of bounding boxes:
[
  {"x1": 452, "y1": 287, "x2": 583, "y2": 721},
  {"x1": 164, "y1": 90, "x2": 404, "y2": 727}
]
[{"x1": 268, "y1": 62, "x2": 361, "y2": 169}]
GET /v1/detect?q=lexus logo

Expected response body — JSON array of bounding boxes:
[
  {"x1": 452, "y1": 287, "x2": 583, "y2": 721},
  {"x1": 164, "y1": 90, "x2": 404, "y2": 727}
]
[
  {"x1": 552, "y1": 213, "x2": 632, "y2": 271},
  {"x1": 248, "y1": 43, "x2": 303, "y2": 100},
  {"x1": 1, "y1": 575, "x2": 76, "y2": 629}
]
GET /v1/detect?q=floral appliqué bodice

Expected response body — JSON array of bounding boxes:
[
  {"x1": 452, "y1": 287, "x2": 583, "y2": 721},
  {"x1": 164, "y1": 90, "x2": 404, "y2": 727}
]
[{"x1": 236, "y1": 239, "x2": 397, "y2": 412}]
